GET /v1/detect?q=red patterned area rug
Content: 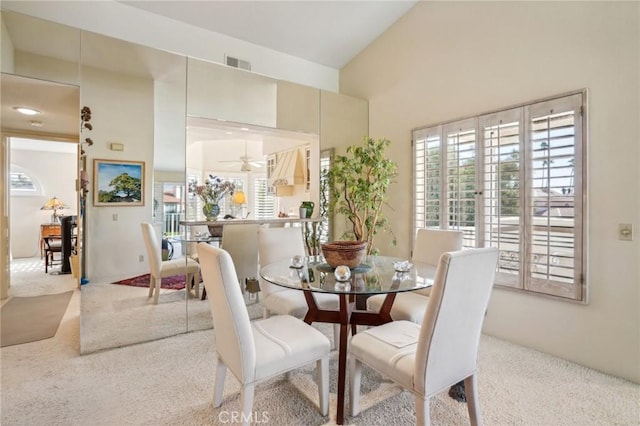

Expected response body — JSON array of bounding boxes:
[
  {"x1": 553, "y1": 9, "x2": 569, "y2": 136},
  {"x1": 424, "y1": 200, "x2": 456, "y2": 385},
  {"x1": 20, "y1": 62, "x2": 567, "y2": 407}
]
[{"x1": 112, "y1": 274, "x2": 196, "y2": 290}]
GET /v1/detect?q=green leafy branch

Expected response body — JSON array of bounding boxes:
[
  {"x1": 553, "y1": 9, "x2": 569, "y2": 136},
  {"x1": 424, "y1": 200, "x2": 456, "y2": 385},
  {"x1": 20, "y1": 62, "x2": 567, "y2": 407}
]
[{"x1": 327, "y1": 136, "x2": 397, "y2": 255}]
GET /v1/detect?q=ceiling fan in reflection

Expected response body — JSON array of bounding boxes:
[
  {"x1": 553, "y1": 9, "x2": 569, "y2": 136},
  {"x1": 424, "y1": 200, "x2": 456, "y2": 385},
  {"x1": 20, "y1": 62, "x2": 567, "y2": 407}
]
[{"x1": 220, "y1": 141, "x2": 265, "y2": 172}]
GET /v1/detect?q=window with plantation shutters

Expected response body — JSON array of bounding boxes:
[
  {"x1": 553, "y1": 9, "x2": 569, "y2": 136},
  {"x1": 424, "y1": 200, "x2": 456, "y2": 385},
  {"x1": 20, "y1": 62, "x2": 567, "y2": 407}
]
[
  {"x1": 413, "y1": 91, "x2": 586, "y2": 301},
  {"x1": 254, "y1": 177, "x2": 275, "y2": 219}
]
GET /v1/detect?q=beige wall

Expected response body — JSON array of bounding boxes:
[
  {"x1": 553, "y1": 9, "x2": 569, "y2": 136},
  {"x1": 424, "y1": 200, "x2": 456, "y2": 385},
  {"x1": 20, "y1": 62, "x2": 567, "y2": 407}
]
[
  {"x1": 319, "y1": 90, "x2": 369, "y2": 241},
  {"x1": 186, "y1": 59, "x2": 278, "y2": 128},
  {"x1": 340, "y1": 1, "x2": 640, "y2": 383},
  {"x1": 82, "y1": 65, "x2": 154, "y2": 282}
]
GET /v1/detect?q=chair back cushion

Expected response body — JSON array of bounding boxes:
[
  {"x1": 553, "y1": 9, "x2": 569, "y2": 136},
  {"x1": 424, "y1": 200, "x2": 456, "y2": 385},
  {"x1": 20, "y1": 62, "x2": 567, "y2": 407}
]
[
  {"x1": 197, "y1": 243, "x2": 256, "y2": 382},
  {"x1": 412, "y1": 229, "x2": 464, "y2": 266},
  {"x1": 414, "y1": 247, "x2": 498, "y2": 396},
  {"x1": 221, "y1": 224, "x2": 260, "y2": 282},
  {"x1": 140, "y1": 223, "x2": 162, "y2": 277},
  {"x1": 257, "y1": 227, "x2": 306, "y2": 297}
]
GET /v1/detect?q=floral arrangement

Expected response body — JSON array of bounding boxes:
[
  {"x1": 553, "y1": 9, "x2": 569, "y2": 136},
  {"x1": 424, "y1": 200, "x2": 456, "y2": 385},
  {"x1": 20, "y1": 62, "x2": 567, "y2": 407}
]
[{"x1": 190, "y1": 174, "x2": 235, "y2": 209}]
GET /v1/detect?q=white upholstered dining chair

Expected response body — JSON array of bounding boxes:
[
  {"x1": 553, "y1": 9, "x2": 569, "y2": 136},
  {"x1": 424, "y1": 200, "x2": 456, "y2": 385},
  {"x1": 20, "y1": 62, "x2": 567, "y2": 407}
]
[
  {"x1": 258, "y1": 227, "x2": 340, "y2": 319},
  {"x1": 366, "y1": 228, "x2": 464, "y2": 323},
  {"x1": 197, "y1": 243, "x2": 330, "y2": 425},
  {"x1": 221, "y1": 223, "x2": 260, "y2": 296},
  {"x1": 257, "y1": 227, "x2": 340, "y2": 347},
  {"x1": 349, "y1": 247, "x2": 499, "y2": 426},
  {"x1": 140, "y1": 222, "x2": 200, "y2": 304}
]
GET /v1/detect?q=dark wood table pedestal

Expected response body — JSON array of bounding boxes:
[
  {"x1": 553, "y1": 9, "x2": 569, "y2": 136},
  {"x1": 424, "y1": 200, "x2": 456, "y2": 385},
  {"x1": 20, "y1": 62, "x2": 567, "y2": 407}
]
[
  {"x1": 302, "y1": 291, "x2": 397, "y2": 425},
  {"x1": 260, "y1": 256, "x2": 434, "y2": 425}
]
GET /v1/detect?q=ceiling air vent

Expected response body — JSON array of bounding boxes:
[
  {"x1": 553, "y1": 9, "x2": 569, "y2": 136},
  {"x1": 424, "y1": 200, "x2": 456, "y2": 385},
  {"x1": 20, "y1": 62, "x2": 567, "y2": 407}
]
[{"x1": 225, "y1": 55, "x2": 251, "y2": 71}]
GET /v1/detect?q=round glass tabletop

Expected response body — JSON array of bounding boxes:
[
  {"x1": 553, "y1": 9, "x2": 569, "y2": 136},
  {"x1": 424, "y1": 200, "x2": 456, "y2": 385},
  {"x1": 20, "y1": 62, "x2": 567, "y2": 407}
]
[{"x1": 260, "y1": 255, "x2": 435, "y2": 295}]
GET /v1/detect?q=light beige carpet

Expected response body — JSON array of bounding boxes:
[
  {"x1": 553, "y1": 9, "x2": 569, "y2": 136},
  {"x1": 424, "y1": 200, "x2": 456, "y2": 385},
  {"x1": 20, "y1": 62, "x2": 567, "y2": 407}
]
[
  {"x1": 3, "y1": 259, "x2": 639, "y2": 424},
  {"x1": 2, "y1": 304, "x2": 639, "y2": 425},
  {"x1": 1, "y1": 291, "x2": 73, "y2": 347}
]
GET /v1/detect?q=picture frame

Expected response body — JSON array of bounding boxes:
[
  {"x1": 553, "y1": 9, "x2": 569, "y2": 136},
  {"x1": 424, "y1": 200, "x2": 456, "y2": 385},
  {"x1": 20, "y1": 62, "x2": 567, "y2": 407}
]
[{"x1": 93, "y1": 159, "x2": 145, "y2": 206}]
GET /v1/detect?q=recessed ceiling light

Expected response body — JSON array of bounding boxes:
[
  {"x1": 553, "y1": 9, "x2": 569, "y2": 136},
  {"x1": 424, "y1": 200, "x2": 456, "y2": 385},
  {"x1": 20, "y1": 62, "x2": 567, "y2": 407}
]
[
  {"x1": 13, "y1": 107, "x2": 40, "y2": 115},
  {"x1": 30, "y1": 120, "x2": 44, "y2": 127},
  {"x1": 14, "y1": 106, "x2": 40, "y2": 115}
]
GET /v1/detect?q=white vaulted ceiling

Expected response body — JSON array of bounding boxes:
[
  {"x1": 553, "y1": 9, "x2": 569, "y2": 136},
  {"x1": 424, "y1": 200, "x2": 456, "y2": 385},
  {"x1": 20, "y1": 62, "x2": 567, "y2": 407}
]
[{"x1": 121, "y1": 0, "x2": 418, "y2": 69}]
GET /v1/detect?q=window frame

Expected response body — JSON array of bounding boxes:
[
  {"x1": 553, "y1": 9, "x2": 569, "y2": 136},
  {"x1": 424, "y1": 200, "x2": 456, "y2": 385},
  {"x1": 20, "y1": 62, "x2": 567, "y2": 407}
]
[
  {"x1": 9, "y1": 164, "x2": 42, "y2": 196},
  {"x1": 413, "y1": 90, "x2": 588, "y2": 303}
]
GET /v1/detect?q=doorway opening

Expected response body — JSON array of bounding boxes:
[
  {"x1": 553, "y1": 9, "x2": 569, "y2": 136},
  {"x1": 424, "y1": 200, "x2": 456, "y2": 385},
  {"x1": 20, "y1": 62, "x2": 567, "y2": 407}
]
[{"x1": 8, "y1": 137, "x2": 78, "y2": 299}]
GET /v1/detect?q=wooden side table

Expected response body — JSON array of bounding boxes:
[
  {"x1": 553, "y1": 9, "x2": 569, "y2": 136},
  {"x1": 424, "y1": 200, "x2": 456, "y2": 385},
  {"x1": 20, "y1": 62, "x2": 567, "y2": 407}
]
[{"x1": 40, "y1": 223, "x2": 61, "y2": 258}]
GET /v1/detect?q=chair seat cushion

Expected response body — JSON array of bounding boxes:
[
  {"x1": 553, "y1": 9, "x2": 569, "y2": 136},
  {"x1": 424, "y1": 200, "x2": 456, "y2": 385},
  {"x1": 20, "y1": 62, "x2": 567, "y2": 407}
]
[
  {"x1": 252, "y1": 315, "x2": 331, "y2": 381},
  {"x1": 264, "y1": 289, "x2": 339, "y2": 318},
  {"x1": 350, "y1": 320, "x2": 419, "y2": 390},
  {"x1": 366, "y1": 292, "x2": 429, "y2": 323},
  {"x1": 158, "y1": 258, "x2": 200, "y2": 278}
]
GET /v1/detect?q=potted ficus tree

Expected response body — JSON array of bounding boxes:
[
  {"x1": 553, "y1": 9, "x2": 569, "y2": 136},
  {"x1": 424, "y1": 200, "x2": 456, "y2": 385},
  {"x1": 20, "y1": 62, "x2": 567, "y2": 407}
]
[{"x1": 326, "y1": 136, "x2": 398, "y2": 255}]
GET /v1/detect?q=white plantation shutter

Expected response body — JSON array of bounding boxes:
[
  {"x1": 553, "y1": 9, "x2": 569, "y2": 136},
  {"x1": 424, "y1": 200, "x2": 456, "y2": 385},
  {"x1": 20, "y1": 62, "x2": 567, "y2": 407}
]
[
  {"x1": 413, "y1": 126, "x2": 442, "y2": 230},
  {"x1": 413, "y1": 91, "x2": 586, "y2": 301},
  {"x1": 480, "y1": 108, "x2": 523, "y2": 289},
  {"x1": 254, "y1": 177, "x2": 275, "y2": 219},
  {"x1": 525, "y1": 93, "x2": 584, "y2": 299},
  {"x1": 443, "y1": 118, "x2": 478, "y2": 249}
]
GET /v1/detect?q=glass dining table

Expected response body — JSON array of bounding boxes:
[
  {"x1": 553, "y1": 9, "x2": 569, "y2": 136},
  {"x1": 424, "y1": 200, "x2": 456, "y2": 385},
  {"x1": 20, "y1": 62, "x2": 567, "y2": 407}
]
[{"x1": 260, "y1": 255, "x2": 435, "y2": 425}]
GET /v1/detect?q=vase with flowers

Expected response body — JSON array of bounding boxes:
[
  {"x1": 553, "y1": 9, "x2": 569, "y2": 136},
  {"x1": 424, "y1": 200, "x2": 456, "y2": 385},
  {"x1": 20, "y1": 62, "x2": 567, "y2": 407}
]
[{"x1": 190, "y1": 174, "x2": 235, "y2": 221}]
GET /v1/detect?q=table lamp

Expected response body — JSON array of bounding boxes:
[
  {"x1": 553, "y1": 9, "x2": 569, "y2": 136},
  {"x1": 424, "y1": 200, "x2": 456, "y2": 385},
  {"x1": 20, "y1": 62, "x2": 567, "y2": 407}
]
[
  {"x1": 41, "y1": 196, "x2": 69, "y2": 223},
  {"x1": 232, "y1": 191, "x2": 247, "y2": 217}
]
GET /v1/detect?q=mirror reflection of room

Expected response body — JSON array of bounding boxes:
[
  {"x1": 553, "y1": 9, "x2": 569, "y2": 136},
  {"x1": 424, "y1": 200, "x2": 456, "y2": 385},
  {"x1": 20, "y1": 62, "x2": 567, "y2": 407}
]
[
  {"x1": 185, "y1": 117, "x2": 320, "y2": 222},
  {"x1": 77, "y1": 29, "x2": 190, "y2": 353},
  {"x1": 0, "y1": 9, "x2": 366, "y2": 355}
]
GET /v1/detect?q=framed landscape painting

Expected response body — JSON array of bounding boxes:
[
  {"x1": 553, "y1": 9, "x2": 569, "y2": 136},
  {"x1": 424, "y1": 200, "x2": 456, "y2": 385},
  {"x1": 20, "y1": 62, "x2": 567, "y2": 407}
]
[{"x1": 94, "y1": 159, "x2": 145, "y2": 206}]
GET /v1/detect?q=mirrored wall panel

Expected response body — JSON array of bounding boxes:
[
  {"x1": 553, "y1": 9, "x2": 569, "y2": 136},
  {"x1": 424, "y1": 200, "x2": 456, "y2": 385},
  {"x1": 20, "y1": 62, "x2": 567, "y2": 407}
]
[
  {"x1": 1, "y1": 10, "x2": 80, "y2": 85},
  {"x1": 184, "y1": 58, "x2": 323, "y2": 331},
  {"x1": 1, "y1": 10, "x2": 81, "y2": 345},
  {"x1": 78, "y1": 31, "x2": 188, "y2": 354},
  {"x1": 2, "y1": 9, "x2": 368, "y2": 353}
]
